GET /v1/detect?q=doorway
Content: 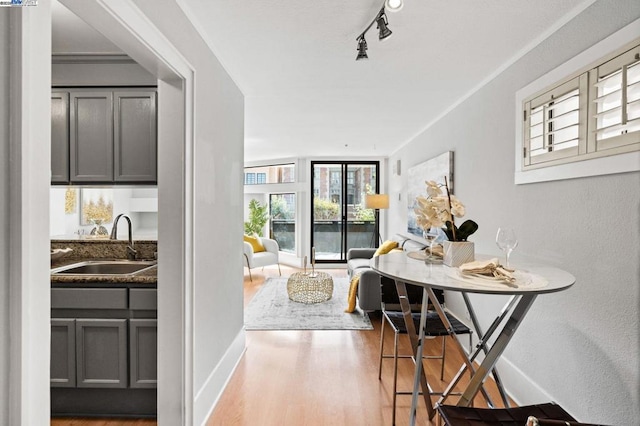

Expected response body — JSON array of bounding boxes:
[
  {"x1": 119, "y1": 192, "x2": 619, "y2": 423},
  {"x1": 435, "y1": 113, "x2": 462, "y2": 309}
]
[
  {"x1": 47, "y1": 1, "x2": 191, "y2": 424},
  {"x1": 310, "y1": 161, "x2": 380, "y2": 263}
]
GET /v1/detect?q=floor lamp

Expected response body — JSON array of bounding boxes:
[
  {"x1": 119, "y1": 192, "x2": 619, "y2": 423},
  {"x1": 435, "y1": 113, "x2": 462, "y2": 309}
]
[{"x1": 365, "y1": 194, "x2": 389, "y2": 247}]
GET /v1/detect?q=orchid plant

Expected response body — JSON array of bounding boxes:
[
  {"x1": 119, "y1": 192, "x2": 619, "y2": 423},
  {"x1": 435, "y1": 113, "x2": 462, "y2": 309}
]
[{"x1": 414, "y1": 177, "x2": 478, "y2": 242}]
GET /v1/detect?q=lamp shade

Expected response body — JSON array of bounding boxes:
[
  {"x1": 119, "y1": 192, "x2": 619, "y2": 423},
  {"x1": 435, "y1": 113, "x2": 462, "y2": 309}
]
[{"x1": 365, "y1": 194, "x2": 389, "y2": 209}]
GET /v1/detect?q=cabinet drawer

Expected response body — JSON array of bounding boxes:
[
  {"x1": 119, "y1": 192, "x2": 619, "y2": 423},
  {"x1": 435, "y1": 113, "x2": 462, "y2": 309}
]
[
  {"x1": 51, "y1": 288, "x2": 128, "y2": 310},
  {"x1": 129, "y1": 288, "x2": 157, "y2": 310}
]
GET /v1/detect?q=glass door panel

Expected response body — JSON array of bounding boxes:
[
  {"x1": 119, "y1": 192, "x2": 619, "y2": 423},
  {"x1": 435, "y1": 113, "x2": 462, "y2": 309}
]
[
  {"x1": 346, "y1": 164, "x2": 377, "y2": 252},
  {"x1": 312, "y1": 164, "x2": 343, "y2": 261}
]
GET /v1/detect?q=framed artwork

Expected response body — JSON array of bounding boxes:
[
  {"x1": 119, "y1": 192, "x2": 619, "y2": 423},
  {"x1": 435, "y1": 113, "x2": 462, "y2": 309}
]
[
  {"x1": 80, "y1": 188, "x2": 114, "y2": 225},
  {"x1": 406, "y1": 151, "x2": 454, "y2": 237}
]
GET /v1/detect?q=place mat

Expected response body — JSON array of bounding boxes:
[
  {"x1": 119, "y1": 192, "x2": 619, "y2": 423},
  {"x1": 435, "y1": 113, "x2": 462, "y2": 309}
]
[
  {"x1": 444, "y1": 266, "x2": 549, "y2": 290},
  {"x1": 407, "y1": 251, "x2": 428, "y2": 260},
  {"x1": 407, "y1": 250, "x2": 442, "y2": 262}
]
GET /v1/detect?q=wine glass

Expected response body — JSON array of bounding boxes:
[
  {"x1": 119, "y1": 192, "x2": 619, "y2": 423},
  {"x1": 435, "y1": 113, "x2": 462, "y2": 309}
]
[
  {"x1": 496, "y1": 228, "x2": 519, "y2": 268},
  {"x1": 423, "y1": 228, "x2": 443, "y2": 263}
]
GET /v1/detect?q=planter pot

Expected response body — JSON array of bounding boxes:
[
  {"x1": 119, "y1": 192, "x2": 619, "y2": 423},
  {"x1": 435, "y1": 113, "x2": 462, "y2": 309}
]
[{"x1": 443, "y1": 241, "x2": 475, "y2": 267}]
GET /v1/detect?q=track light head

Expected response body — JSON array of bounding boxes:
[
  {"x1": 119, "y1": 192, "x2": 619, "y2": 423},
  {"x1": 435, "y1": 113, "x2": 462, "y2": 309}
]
[
  {"x1": 385, "y1": 0, "x2": 403, "y2": 12},
  {"x1": 376, "y1": 10, "x2": 392, "y2": 40},
  {"x1": 356, "y1": 36, "x2": 368, "y2": 60}
]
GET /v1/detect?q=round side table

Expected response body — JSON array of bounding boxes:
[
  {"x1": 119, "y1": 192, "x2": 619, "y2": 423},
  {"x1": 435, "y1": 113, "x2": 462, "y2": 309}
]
[{"x1": 287, "y1": 271, "x2": 334, "y2": 304}]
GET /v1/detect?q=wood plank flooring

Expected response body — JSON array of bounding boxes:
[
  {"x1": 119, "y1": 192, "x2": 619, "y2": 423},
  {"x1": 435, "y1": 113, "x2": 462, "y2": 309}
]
[{"x1": 52, "y1": 265, "x2": 513, "y2": 426}]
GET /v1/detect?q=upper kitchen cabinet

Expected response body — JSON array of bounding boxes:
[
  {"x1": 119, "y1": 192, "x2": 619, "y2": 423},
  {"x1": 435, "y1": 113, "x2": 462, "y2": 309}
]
[
  {"x1": 70, "y1": 91, "x2": 114, "y2": 182},
  {"x1": 53, "y1": 88, "x2": 157, "y2": 185},
  {"x1": 114, "y1": 91, "x2": 157, "y2": 183},
  {"x1": 51, "y1": 91, "x2": 70, "y2": 183}
]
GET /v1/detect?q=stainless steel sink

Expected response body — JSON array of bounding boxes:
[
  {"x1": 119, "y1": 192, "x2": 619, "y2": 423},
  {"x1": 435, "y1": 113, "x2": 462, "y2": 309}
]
[{"x1": 51, "y1": 260, "x2": 157, "y2": 276}]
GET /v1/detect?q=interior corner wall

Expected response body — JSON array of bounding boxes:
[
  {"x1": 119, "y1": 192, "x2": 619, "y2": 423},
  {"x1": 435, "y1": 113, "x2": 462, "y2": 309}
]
[
  {"x1": 130, "y1": 3, "x2": 246, "y2": 424},
  {"x1": 0, "y1": 10, "x2": 11, "y2": 426},
  {"x1": 388, "y1": 1, "x2": 640, "y2": 424}
]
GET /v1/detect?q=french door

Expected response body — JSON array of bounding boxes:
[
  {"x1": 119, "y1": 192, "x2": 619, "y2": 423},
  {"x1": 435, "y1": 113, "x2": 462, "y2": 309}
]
[{"x1": 311, "y1": 161, "x2": 379, "y2": 263}]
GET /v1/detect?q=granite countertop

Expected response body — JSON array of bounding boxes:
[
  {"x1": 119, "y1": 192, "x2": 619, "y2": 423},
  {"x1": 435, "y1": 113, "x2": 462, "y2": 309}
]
[
  {"x1": 50, "y1": 239, "x2": 158, "y2": 286},
  {"x1": 51, "y1": 257, "x2": 157, "y2": 285}
]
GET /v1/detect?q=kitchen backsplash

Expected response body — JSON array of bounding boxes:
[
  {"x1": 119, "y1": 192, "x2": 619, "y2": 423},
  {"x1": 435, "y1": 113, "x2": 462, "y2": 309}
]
[{"x1": 50, "y1": 186, "x2": 158, "y2": 240}]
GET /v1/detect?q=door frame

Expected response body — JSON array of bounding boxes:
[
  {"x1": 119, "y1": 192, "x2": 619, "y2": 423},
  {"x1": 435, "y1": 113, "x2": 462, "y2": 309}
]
[
  {"x1": 310, "y1": 160, "x2": 380, "y2": 263},
  {"x1": 8, "y1": 1, "x2": 195, "y2": 424}
]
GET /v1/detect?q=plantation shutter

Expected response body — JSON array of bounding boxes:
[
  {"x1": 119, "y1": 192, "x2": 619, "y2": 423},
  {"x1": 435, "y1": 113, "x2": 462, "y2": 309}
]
[
  {"x1": 523, "y1": 75, "x2": 588, "y2": 167},
  {"x1": 588, "y1": 44, "x2": 640, "y2": 153}
]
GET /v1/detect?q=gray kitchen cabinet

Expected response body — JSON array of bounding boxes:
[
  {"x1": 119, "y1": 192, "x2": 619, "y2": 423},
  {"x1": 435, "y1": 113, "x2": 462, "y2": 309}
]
[
  {"x1": 51, "y1": 92, "x2": 70, "y2": 183},
  {"x1": 52, "y1": 88, "x2": 157, "y2": 184},
  {"x1": 75, "y1": 318, "x2": 128, "y2": 388},
  {"x1": 50, "y1": 319, "x2": 76, "y2": 388},
  {"x1": 70, "y1": 91, "x2": 114, "y2": 182},
  {"x1": 129, "y1": 319, "x2": 157, "y2": 388},
  {"x1": 114, "y1": 91, "x2": 157, "y2": 182}
]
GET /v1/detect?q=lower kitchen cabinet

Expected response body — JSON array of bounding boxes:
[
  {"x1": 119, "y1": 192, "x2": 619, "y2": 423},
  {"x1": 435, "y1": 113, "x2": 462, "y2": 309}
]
[
  {"x1": 50, "y1": 285, "x2": 157, "y2": 417},
  {"x1": 51, "y1": 318, "x2": 129, "y2": 389},
  {"x1": 129, "y1": 319, "x2": 158, "y2": 388},
  {"x1": 51, "y1": 287, "x2": 157, "y2": 388},
  {"x1": 76, "y1": 319, "x2": 128, "y2": 388},
  {"x1": 50, "y1": 319, "x2": 76, "y2": 388}
]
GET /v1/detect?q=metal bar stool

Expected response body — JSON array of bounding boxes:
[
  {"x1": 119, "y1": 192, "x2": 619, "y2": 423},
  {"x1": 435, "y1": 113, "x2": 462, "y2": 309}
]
[{"x1": 378, "y1": 308, "x2": 472, "y2": 425}]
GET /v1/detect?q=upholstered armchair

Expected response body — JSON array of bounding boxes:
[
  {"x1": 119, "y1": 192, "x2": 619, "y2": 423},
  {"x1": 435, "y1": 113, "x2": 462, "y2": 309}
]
[{"x1": 243, "y1": 237, "x2": 281, "y2": 281}]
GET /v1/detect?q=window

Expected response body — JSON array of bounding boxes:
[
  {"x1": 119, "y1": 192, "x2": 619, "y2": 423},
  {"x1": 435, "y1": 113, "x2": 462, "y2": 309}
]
[
  {"x1": 244, "y1": 173, "x2": 256, "y2": 185},
  {"x1": 520, "y1": 37, "x2": 640, "y2": 177},
  {"x1": 269, "y1": 193, "x2": 295, "y2": 253},
  {"x1": 243, "y1": 163, "x2": 295, "y2": 185}
]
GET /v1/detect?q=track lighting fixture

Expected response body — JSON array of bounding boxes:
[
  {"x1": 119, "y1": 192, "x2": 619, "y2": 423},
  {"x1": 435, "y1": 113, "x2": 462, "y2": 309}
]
[
  {"x1": 356, "y1": 36, "x2": 368, "y2": 61},
  {"x1": 355, "y1": 0, "x2": 401, "y2": 60}
]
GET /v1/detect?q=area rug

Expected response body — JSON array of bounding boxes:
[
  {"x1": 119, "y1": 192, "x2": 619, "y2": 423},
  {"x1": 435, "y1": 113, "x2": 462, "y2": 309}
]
[{"x1": 244, "y1": 277, "x2": 373, "y2": 330}]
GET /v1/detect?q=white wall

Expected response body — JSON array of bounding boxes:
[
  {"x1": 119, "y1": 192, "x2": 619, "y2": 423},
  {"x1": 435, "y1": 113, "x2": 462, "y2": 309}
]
[
  {"x1": 388, "y1": 1, "x2": 640, "y2": 424},
  {"x1": 129, "y1": 2, "x2": 246, "y2": 424},
  {"x1": 0, "y1": 10, "x2": 10, "y2": 426},
  {"x1": 3, "y1": 3, "x2": 53, "y2": 425}
]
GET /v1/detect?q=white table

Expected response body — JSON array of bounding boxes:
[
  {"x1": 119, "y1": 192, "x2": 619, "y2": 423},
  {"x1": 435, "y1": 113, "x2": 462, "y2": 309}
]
[{"x1": 372, "y1": 251, "x2": 575, "y2": 424}]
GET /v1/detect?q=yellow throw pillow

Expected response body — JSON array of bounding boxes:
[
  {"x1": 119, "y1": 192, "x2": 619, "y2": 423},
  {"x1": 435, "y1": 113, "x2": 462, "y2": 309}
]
[
  {"x1": 373, "y1": 240, "x2": 399, "y2": 257},
  {"x1": 243, "y1": 235, "x2": 265, "y2": 253},
  {"x1": 345, "y1": 274, "x2": 360, "y2": 314}
]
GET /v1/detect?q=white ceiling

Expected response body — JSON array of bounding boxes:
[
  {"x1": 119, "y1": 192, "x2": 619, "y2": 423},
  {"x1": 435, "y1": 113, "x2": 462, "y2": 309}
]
[{"x1": 52, "y1": 0, "x2": 591, "y2": 162}]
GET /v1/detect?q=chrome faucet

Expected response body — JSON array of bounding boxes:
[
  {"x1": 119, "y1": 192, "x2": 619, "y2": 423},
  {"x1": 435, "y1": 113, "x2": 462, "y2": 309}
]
[{"x1": 110, "y1": 214, "x2": 137, "y2": 260}]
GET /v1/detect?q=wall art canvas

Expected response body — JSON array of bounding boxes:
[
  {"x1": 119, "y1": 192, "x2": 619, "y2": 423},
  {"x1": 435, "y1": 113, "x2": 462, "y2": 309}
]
[
  {"x1": 406, "y1": 151, "x2": 454, "y2": 237},
  {"x1": 80, "y1": 188, "x2": 114, "y2": 225}
]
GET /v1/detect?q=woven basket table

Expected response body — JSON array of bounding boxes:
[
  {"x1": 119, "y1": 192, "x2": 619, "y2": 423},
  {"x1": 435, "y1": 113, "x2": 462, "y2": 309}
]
[{"x1": 287, "y1": 271, "x2": 334, "y2": 304}]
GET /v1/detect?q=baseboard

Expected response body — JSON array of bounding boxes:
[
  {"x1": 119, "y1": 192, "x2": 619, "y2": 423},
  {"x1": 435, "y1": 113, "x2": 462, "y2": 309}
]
[
  {"x1": 494, "y1": 355, "x2": 553, "y2": 406},
  {"x1": 194, "y1": 329, "x2": 247, "y2": 426},
  {"x1": 450, "y1": 320, "x2": 553, "y2": 406}
]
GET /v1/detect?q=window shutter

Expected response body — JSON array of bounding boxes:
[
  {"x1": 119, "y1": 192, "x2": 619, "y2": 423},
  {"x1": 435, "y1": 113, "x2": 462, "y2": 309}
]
[
  {"x1": 523, "y1": 76, "x2": 586, "y2": 167},
  {"x1": 588, "y1": 45, "x2": 640, "y2": 153}
]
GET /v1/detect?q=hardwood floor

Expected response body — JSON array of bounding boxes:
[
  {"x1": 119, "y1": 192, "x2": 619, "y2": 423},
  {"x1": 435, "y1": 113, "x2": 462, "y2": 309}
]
[{"x1": 52, "y1": 265, "x2": 512, "y2": 426}]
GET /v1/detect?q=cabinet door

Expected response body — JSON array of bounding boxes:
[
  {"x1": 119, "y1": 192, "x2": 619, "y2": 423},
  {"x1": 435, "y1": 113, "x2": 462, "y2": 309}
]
[
  {"x1": 76, "y1": 319, "x2": 127, "y2": 388},
  {"x1": 114, "y1": 91, "x2": 157, "y2": 183},
  {"x1": 51, "y1": 92, "x2": 69, "y2": 183},
  {"x1": 70, "y1": 91, "x2": 113, "y2": 182},
  {"x1": 50, "y1": 319, "x2": 76, "y2": 387},
  {"x1": 129, "y1": 319, "x2": 157, "y2": 388}
]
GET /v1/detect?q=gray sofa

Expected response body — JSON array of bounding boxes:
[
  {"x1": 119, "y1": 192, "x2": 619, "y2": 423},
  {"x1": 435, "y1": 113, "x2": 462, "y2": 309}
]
[{"x1": 347, "y1": 237, "x2": 427, "y2": 311}]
